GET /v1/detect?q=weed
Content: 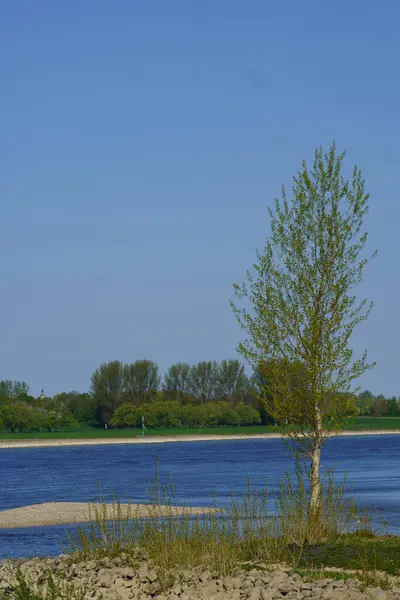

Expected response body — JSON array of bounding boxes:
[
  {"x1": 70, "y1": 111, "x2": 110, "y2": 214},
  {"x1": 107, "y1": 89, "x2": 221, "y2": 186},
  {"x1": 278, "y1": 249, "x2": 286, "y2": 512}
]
[
  {"x1": 0, "y1": 567, "x2": 85, "y2": 600},
  {"x1": 65, "y1": 461, "x2": 364, "y2": 578}
]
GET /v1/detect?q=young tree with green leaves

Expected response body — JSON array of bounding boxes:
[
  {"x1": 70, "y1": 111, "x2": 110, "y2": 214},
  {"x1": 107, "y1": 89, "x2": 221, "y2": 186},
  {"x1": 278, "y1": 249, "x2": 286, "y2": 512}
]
[{"x1": 230, "y1": 143, "x2": 376, "y2": 515}]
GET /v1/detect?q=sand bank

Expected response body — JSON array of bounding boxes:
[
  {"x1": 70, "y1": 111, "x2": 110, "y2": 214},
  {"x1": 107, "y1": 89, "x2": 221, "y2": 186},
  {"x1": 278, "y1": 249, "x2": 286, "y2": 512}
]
[
  {"x1": 0, "y1": 502, "x2": 217, "y2": 529},
  {"x1": 0, "y1": 430, "x2": 399, "y2": 450}
]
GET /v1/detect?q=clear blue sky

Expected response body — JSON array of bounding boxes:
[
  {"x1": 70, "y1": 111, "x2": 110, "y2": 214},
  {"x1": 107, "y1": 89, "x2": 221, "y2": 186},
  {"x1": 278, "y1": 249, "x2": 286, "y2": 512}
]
[{"x1": 0, "y1": 1, "x2": 398, "y2": 397}]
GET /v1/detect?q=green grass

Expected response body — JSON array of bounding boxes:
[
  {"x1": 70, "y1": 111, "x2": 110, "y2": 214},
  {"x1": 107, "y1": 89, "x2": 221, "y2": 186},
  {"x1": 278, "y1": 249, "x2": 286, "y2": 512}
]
[
  {"x1": 1, "y1": 417, "x2": 400, "y2": 440},
  {"x1": 65, "y1": 464, "x2": 362, "y2": 581},
  {"x1": 0, "y1": 424, "x2": 284, "y2": 440},
  {"x1": 297, "y1": 536, "x2": 400, "y2": 576},
  {"x1": 343, "y1": 417, "x2": 400, "y2": 431}
]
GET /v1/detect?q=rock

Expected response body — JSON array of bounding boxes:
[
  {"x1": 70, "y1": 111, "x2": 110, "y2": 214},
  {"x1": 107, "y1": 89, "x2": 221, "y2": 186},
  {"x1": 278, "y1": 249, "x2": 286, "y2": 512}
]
[
  {"x1": 118, "y1": 589, "x2": 134, "y2": 600},
  {"x1": 278, "y1": 580, "x2": 295, "y2": 595},
  {"x1": 368, "y1": 589, "x2": 387, "y2": 600},
  {"x1": 249, "y1": 569, "x2": 262, "y2": 577},
  {"x1": 230, "y1": 576, "x2": 244, "y2": 589},
  {"x1": 329, "y1": 590, "x2": 357, "y2": 600},
  {"x1": 322, "y1": 583, "x2": 334, "y2": 599},
  {"x1": 260, "y1": 591, "x2": 274, "y2": 600},
  {"x1": 0, "y1": 551, "x2": 397, "y2": 600},
  {"x1": 171, "y1": 583, "x2": 183, "y2": 595},
  {"x1": 181, "y1": 586, "x2": 198, "y2": 600},
  {"x1": 200, "y1": 570, "x2": 212, "y2": 583},
  {"x1": 97, "y1": 568, "x2": 115, "y2": 588},
  {"x1": 181, "y1": 570, "x2": 194, "y2": 583},
  {"x1": 138, "y1": 564, "x2": 156, "y2": 582},
  {"x1": 222, "y1": 576, "x2": 235, "y2": 591},
  {"x1": 270, "y1": 571, "x2": 289, "y2": 588},
  {"x1": 98, "y1": 588, "x2": 119, "y2": 600},
  {"x1": 227, "y1": 591, "x2": 241, "y2": 600},
  {"x1": 204, "y1": 580, "x2": 219, "y2": 593},
  {"x1": 250, "y1": 587, "x2": 264, "y2": 600},
  {"x1": 120, "y1": 566, "x2": 136, "y2": 579}
]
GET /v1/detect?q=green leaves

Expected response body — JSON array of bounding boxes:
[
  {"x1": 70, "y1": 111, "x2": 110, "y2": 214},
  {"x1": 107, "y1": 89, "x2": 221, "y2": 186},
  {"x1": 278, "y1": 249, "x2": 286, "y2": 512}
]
[{"x1": 231, "y1": 142, "x2": 376, "y2": 446}]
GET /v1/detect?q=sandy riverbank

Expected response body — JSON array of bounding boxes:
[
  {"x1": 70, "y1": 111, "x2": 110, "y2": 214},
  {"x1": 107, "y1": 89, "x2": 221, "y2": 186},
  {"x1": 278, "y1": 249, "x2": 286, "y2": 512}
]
[
  {"x1": 0, "y1": 430, "x2": 400, "y2": 449},
  {"x1": 0, "y1": 501, "x2": 217, "y2": 529}
]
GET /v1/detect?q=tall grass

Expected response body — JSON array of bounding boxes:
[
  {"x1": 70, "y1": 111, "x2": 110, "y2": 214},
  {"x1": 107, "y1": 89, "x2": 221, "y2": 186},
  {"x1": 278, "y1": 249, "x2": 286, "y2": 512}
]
[
  {"x1": 65, "y1": 461, "x2": 366, "y2": 579},
  {"x1": 0, "y1": 568, "x2": 86, "y2": 600}
]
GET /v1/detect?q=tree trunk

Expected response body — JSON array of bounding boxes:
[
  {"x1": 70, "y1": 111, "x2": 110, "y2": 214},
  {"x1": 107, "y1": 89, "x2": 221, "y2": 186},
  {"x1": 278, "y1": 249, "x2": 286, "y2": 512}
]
[
  {"x1": 309, "y1": 402, "x2": 323, "y2": 526},
  {"x1": 310, "y1": 437, "x2": 322, "y2": 515}
]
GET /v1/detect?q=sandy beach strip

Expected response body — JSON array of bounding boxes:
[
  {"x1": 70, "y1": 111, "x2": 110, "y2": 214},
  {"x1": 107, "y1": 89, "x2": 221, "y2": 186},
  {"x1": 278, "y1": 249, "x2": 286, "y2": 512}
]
[
  {"x1": 0, "y1": 502, "x2": 217, "y2": 529},
  {"x1": 0, "y1": 430, "x2": 400, "y2": 450}
]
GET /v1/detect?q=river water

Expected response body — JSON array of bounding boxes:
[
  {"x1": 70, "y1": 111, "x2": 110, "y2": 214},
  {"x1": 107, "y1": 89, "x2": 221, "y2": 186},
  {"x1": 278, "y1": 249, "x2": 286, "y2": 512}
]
[{"x1": 0, "y1": 435, "x2": 398, "y2": 558}]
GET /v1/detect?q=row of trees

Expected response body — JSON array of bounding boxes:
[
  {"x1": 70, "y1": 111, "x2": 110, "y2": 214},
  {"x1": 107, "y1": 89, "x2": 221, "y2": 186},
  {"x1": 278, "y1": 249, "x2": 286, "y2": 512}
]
[
  {"x1": 1, "y1": 371, "x2": 396, "y2": 435},
  {"x1": 91, "y1": 358, "x2": 254, "y2": 423},
  {"x1": 0, "y1": 402, "x2": 77, "y2": 433},
  {"x1": 111, "y1": 401, "x2": 261, "y2": 429},
  {"x1": 356, "y1": 391, "x2": 400, "y2": 417}
]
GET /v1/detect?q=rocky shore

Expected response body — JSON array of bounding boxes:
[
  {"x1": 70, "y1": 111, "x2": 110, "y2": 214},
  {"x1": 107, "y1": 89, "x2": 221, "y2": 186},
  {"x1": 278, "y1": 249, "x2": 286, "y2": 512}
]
[{"x1": 0, "y1": 551, "x2": 398, "y2": 600}]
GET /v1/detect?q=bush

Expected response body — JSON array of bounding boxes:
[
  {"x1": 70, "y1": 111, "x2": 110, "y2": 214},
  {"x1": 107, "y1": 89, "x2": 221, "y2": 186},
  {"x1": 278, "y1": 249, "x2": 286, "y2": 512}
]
[
  {"x1": 141, "y1": 401, "x2": 181, "y2": 428},
  {"x1": 233, "y1": 402, "x2": 262, "y2": 426},
  {"x1": 110, "y1": 400, "x2": 263, "y2": 430},
  {"x1": 110, "y1": 403, "x2": 139, "y2": 428},
  {"x1": 0, "y1": 404, "x2": 77, "y2": 434}
]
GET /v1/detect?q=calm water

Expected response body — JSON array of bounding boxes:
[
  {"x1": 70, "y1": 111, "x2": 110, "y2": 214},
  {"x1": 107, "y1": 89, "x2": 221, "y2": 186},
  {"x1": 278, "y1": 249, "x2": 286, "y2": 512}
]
[{"x1": 0, "y1": 435, "x2": 398, "y2": 558}]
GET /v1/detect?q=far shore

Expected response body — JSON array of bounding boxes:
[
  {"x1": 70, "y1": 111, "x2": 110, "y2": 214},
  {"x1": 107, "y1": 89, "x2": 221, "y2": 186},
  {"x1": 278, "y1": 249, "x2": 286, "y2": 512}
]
[{"x1": 0, "y1": 429, "x2": 400, "y2": 449}]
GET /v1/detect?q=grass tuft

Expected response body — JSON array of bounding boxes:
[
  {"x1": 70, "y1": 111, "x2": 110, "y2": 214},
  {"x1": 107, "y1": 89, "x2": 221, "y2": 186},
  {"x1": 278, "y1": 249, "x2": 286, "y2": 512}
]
[
  {"x1": 0, "y1": 567, "x2": 86, "y2": 600},
  {"x1": 65, "y1": 461, "x2": 367, "y2": 579}
]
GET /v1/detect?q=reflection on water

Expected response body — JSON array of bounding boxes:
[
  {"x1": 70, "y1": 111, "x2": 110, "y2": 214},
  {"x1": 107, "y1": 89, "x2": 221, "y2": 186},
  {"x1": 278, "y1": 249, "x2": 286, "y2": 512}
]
[{"x1": 0, "y1": 435, "x2": 398, "y2": 558}]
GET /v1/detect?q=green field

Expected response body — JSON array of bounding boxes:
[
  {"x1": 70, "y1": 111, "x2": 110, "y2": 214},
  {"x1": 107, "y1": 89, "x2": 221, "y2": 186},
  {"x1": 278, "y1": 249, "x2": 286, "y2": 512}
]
[
  {"x1": 1, "y1": 417, "x2": 400, "y2": 440},
  {"x1": 343, "y1": 416, "x2": 400, "y2": 431}
]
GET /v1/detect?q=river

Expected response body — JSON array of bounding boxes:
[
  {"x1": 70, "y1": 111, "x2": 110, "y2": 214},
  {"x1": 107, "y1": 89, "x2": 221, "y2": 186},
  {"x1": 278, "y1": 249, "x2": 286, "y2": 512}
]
[{"x1": 0, "y1": 435, "x2": 398, "y2": 558}]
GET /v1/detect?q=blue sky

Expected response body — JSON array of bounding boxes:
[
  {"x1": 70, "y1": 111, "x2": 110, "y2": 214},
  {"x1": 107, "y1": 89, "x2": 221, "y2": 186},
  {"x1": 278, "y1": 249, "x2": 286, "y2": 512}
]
[{"x1": 0, "y1": 0, "x2": 398, "y2": 396}]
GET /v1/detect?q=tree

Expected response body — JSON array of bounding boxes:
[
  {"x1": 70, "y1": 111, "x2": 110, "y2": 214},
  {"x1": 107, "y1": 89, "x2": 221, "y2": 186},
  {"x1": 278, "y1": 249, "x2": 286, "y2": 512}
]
[
  {"x1": 123, "y1": 360, "x2": 160, "y2": 405},
  {"x1": 141, "y1": 401, "x2": 181, "y2": 428},
  {"x1": 231, "y1": 143, "x2": 376, "y2": 517},
  {"x1": 234, "y1": 402, "x2": 262, "y2": 426},
  {"x1": 371, "y1": 395, "x2": 389, "y2": 417},
  {"x1": 111, "y1": 403, "x2": 139, "y2": 428},
  {"x1": 387, "y1": 396, "x2": 399, "y2": 417},
  {"x1": 180, "y1": 404, "x2": 205, "y2": 428},
  {"x1": 54, "y1": 392, "x2": 97, "y2": 423},
  {"x1": 0, "y1": 404, "x2": 31, "y2": 433},
  {"x1": 189, "y1": 361, "x2": 219, "y2": 402},
  {"x1": 356, "y1": 390, "x2": 374, "y2": 416},
  {"x1": 0, "y1": 380, "x2": 30, "y2": 402},
  {"x1": 216, "y1": 359, "x2": 248, "y2": 401},
  {"x1": 91, "y1": 361, "x2": 125, "y2": 423},
  {"x1": 163, "y1": 363, "x2": 191, "y2": 401},
  {"x1": 248, "y1": 369, "x2": 275, "y2": 425},
  {"x1": 41, "y1": 410, "x2": 78, "y2": 432}
]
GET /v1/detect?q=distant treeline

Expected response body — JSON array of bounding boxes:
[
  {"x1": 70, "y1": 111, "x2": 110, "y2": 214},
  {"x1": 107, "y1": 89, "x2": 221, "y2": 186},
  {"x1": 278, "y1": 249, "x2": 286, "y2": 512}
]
[
  {"x1": 0, "y1": 360, "x2": 398, "y2": 433},
  {"x1": 355, "y1": 390, "x2": 400, "y2": 417}
]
